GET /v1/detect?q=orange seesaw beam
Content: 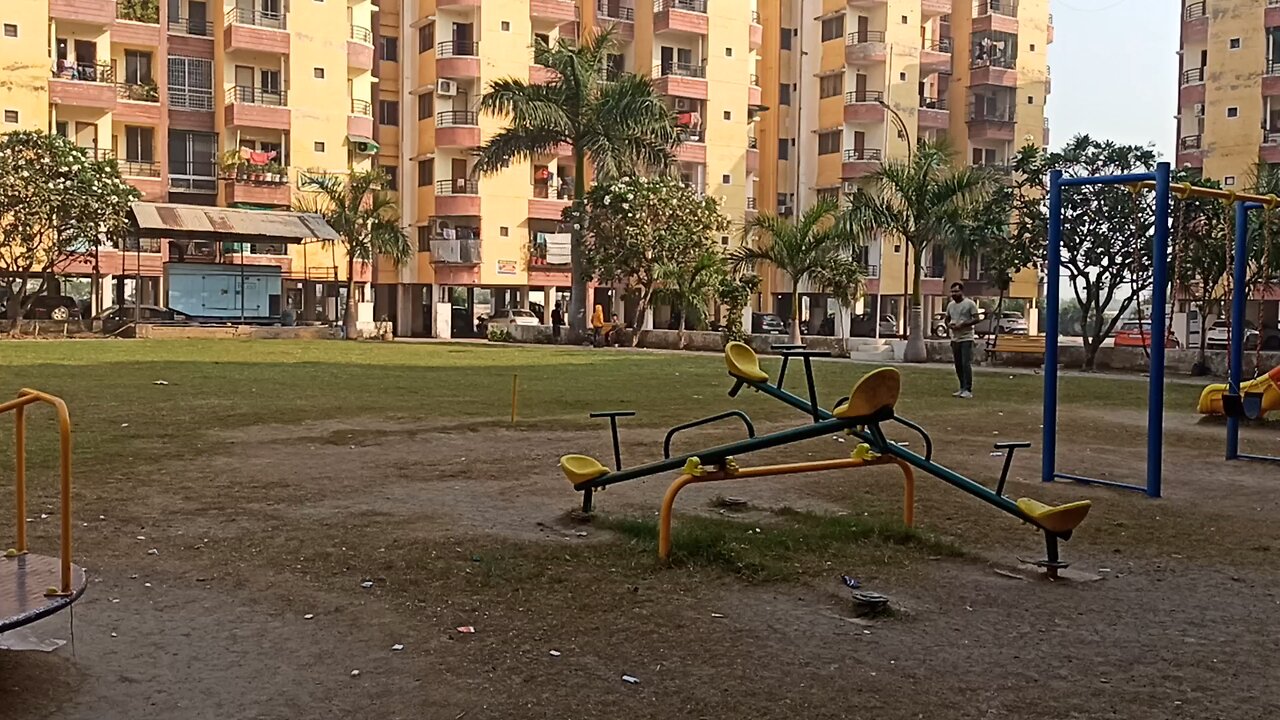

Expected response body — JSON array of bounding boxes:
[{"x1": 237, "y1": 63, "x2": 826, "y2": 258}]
[{"x1": 657, "y1": 455, "x2": 915, "y2": 561}]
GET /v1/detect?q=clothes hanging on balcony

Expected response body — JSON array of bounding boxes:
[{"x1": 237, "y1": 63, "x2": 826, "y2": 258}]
[
  {"x1": 238, "y1": 147, "x2": 278, "y2": 165},
  {"x1": 676, "y1": 112, "x2": 701, "y2": 128}
]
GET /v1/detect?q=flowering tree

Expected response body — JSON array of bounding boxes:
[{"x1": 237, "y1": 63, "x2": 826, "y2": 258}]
[
  {"x1": 0, "y1": 130, "x2": 138, "y2": 329},
  {"x1": 574, "y1": 175, "x2": 729, "y2": 335}
]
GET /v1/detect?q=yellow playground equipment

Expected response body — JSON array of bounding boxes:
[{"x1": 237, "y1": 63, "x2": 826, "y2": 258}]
[
  {"x1": 559, "y1": 344, "x2": 1094, "y2": 578},
  {"x1": 1, "y1": 389, "x2": 87, "y2": 633},
  {"x1": 1199, "y1": 365, "x2": 1280, "y2": 419}
]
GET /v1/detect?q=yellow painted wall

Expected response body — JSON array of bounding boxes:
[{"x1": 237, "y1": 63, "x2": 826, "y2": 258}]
[
  {"x1": 1203, "y1": 1, "x2": 1265, "y2": 181},
  {"x1": 1, "y1": 1, "x2": 51, "y2": 132},
  {"x1": 883, "y1": 3, "x2": 920, "y2": 162},
  {"x1": 705, "y1": 0, "x2": 750, "y2": 239}
]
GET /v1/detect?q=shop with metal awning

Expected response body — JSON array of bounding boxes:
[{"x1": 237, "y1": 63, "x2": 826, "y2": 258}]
[{"x1": 126, "y1": 202, "x2": 340, "y2": 325}]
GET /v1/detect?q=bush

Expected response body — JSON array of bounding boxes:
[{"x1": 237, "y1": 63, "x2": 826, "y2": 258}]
[{"x1": 487, "y1": 326, "x2": 513, "y2": 343}]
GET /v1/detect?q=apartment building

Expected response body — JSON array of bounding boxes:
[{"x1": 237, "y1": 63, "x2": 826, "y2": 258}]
[
  {"x1": 371, "y1": 0, "x2": 765, "y2": 338},
  {"x1": 777, "y1": 0, "x2": 1051, "y2": 332},
  {"x1": 0, "y1": 0, "x2": 378, "y2": 321},
  {"x1": 1177, "y1": 0, "x2": 1280, "y2": 186}
]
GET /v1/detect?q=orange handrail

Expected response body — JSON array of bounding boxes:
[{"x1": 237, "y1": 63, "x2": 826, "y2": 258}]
[{"x1": 0, "y1": 389, "x2": 73, "y2": 596}]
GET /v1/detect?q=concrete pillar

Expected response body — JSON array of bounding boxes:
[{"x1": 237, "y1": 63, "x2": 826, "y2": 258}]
[
  {"x1": 395, "y1": 284, "x2": 413, "y2": 337},
  {"x1": 611, "y1": 291, "x2": 625, "y2": 325},
  {"x1": 301, "y1": 281, "x2": 317, "y2": 321},
  {"x1": 520, "y1": 287, "x2": 530, "y2": 310},
  {"x1": 543, "y1": 286, "x2": 556, "y2": 324},
  {"x1": 642, "y1": 305, "x2": 654, "y2": 331},
  {"x1": 1026, "y1": 297, "x2": 1039, "y2": 336}
]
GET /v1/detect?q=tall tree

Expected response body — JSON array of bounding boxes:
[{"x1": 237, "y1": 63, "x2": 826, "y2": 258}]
[
  {"x1": 1169, "y1": 177, "x2": 1232, "y2": 370},
  {"x1": 730, "y1": 199, "x2": 864, "y2": 345},
  {"x1": 295, "y1": 169, "x2": 410, "y2": 340},
  {"x1": 574, "y1": 175, "x2": 728, "y2": 337},
  {"x1": 1017, "y1": 135, "x2": 1160, "y2": 370},
  {"x1": 843, "y1": 139, "x2": 993, "y2": 362},
  {"x1": 475, "y1": 29, "x2": 680, "y2": 338},
  {"x1": 653, "y1": 250, "x2": 726, "y2": 345},
  {"x1": 0, "y1": 130, "x2": 138, "y2": 330}
]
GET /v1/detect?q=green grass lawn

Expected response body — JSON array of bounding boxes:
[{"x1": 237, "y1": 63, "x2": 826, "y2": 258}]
[{"x1": 0, "y1": 339, "x2": 1205, "y2": 475}]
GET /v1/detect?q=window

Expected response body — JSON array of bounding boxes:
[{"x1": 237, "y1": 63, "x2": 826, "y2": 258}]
[
  {"x1": 417, "y1": 93, "x2": 432, "y2": 120},
  {"x1": 777, "y1": 138, "x2": 790, "y2": 160},
  {"x1": 1027, "y1": 95, "x2": 1035, "y2": 104},
  {"x1": 500, "y1": 21, "x2": 511, "y2": 32},
  {"x1": 901, "y1": 15, "x2": 908, "y2": 24},
  {"x1": 3, "y1": 24, "x2": 17, "y2": 38},
  {"x1": 779, "y1": 83, "x2": 792, "y2": 105},
  {"x1": 500, "y1": 226, "x2": 509, "y2": 237},
  {"x1": 534, "y1": 32, "x2": 550, "y2": 48},
  {"x1": 720, "y1": 236, "x2": 729, "y2": 246},
  {"x1": 125, "y1": 126, "x2": 154, "y2": 162},
  {"x1": 899, "y1": 72, "x2": 907, "y2": 81},
  {"x1": 379, "y1": 36, "x2": 399, "y2": 61},
  {"x1": 818, "y1": 130, "x2": 841, "y2": 155},
  {"x1": 3, "y1": 110, "x2": 17, "y2": 124},
  {"x1": 55, "y1": 121, "x2": 68, "y2": 137},
  {"x1": 382, "y1": 165, "x2": 398, "y2": 190},
  {"x1": 314, "y1": 141, "x2": 325, "y2": 152},
  {"x1": 167, "y1": 56, "x2": 214, "y2": 110},
  {"x1": 820, "y1": 16, "x2": 844, "y2": 42},
  {"x1": 168, "y1": 130, "x2": 217, "y2": 186},
  {"x1": 417, "y1": 159, "x2": 432, "y2": 186},
  {"x1": 780, "y1": 27, "x2": 793, "y2": 51},
  {"x1": 124, "y1": 50, "x2": 153, "y2": 84},
  {"x1": 314, "y1": 67, "x2": 325, "y2": 79},
  {"x1": 723, "y1": 110, "x2": 732, "y2": 121},
  {"x1": 1029, "y1": 43, "x2": 1036, "y2": 52},
  {"x1": 378, "y1": 100, "x2": 399, "y2": 125},
  {"x1": 606, "y1": 53, "x2": 625, "y2": 78},
  {"x1": 721, "y1": 174, "x2": 732, "y2": 184},
  {"x1": 725, "y1": 47, "x2": 733, "y2": 57},
  {"x1": 817, "y1": 187, "x2": 839, "y2": 203},
  {"x1": 1227, "y1": 106, "x2": 1239, "y2": 118},
  {"x1": 1229, "y1": 37, "x2": 1241, "y2": 50},
  {"x1": 1225, "y1": 176, "x2": 1236, "y2": 186},
  {"x1": 819, "y1": 74, "x2": 842, "y2": 98},
  {"x1": 418, "y1": 24, "x2": 433, "y2": 53},
  {"x1": 417, "y1": 226, "x2": 430, "y2": 251}
]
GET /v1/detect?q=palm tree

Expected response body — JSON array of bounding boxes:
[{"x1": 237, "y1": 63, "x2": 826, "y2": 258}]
[
  {"x1": 295, "y1": 169, "x2": 411, "y2": 340},
  {"x1": 474, "y1": 28, "x2": 680, "y2": 338},
  {"x1": 653, "y1": 251, "x2": 725, "y2": 345},
  {"x1": 729, "y1": 199, "x2": 864, "y2": 345},
  {"x1": 844, "y1": 139, "x2": 993, "y2": 362}
]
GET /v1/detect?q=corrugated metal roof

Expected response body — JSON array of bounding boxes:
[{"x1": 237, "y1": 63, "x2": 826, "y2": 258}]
[{"x1": 130, "y1": 202, "x2": 340, "y2": 242}]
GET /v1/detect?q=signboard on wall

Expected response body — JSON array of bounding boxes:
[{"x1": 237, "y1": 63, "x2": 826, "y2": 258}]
[{"x1": 496, "y1": 259, "x2": 517, "y2": 275}]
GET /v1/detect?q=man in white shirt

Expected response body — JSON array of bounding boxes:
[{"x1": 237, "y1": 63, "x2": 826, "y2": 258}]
[{"x1": 945, "y1": 281, "x2": 981, "y2": 398}]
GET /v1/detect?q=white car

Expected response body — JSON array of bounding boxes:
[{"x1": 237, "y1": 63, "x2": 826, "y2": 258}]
[
  {"x1": 486, "y1": 308, "x2": 541, "y2": 330},
  {"x1": 1205, "y1": 319, "x2": 1280, "y2": 350}
]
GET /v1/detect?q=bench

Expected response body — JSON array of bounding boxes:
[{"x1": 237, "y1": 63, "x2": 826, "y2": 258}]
[{"x1": 986, "y1": 334, "x2": 1047, "y2": 365}]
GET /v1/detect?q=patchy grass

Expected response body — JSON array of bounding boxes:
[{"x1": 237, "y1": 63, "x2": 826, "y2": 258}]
[{"x1": 596, "y1": 507, "x2": 964, "y2": 582}]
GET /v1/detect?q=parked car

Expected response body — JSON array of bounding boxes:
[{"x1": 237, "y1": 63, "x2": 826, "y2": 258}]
[
  {"x1": 1113, "y1": 320, "x2": 1179, "y2": 349},
  {"x1": 849, "y1": 313, "x2": 898, "y2": 338},
  {"x1": 752, "y1": 313, "x2": 787, "y2": 335},
  {"x1": 931, "y1": 312, "x2": 950, "y2": 339},
  {"x1": 1, "y1": 293, "x2": 82, "y2": 321},
  {"x1": 96, "y1": 304, "x2": 192, "y2": 334},
  {"x1": 1205, "y1": 319, "x2": 1280, "y2": 350},
  {"x1": 485, "y1": 308, "x2": 541, "y2": 333},
  {"x1": 973, "y1": 311, "x2": 1028, "y2": 338}
]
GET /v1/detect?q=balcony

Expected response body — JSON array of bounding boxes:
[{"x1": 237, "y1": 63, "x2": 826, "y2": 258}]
[
  {"x1": 1177, "y1": 134, "x2": 1203, "y2": 168},
  {"x1": 225, "y1": 8, "x2": 290, "y2": 54},
  {"x1": 532, "y1": 0, "x2": 578, "y2": 23},
  {"x1": 846, "y1": 31, "x2": 888, "y2": 64},
  {"x1": 973, "y1": 0, "x2": 1019, "y2": 34},
  {"x1": 49, "y1": 63, "x2": 118, "y2": 111},
  {"x1": 967, "y1": 105, "x2": 1016, "y2": 141},
  {"x1": 745, "y1": 196, "x2": 757, "y2": 218},
  {"x1": 169, "y1": 87, "x2": 214, "y2": 112},
  {"x1": 170, "y1": 159, "x2": 218, "y2": 192},
  {"x1": 1183, "y1": 2, "x2": 1208, "y2": 43},
  {"x1": 654, "y1": 0, "x2": 709, "y2": 36},
  {"x1": 653, "y1": 62, "x2": 708, "y2": 100},
  {"x1": 749, "y1": 10, "x2": 762, "y2": 50},
  {"x1": 1270, "y1": 0, "x2": 1280, "y2": 27},
  {"x1": 224, "y1": 86, "x2": 290, "y2": 130},
  {"x1": 746, "y1": 141, "x2": 759, "y2": 174},
  {"x1": 529, "y1": 185, "x2": 572, "y2": 221},
  {"x1": 114, "y1": 1, "x2": 162, "y2": 45},
  {"x1": 114, "y1": 82, "x2": 162, "y2": 123},
  {"x1": 922, "y1": 0, "x2": 949, "y2": 16},
  {"x1": 1263, "y1": 132, "x2": 1280, "y2": 165},
  {"x1": 842, "y1": 148, "x2": 882, "y2": 179},
  {"x1": 438, "y1": 0, "x2": 482, "y2": 6},
  {"x1": 436, "y1": 110, "x2": 481, "y2": 148},
  {"x1": 349, "y1": 26, "x2": 375, "y2": 72},
  {"x1": 50, "y1": 0, "x2": 115, "y2": 26},
  {"x1": 1265, "y1": 61, "x2": 1280, "y2": 96},
  {"x1": 844, "y1": 90, "x2": 885, "y2": 124},
  {"x1": 119, "y1": 160, "x2": 165, "y2": 201},
  {"x1": 349, "y1": 98, "x2": 374, "y2": 137},
  {"x1": 435, "y1": 179, "x2": 482, "y2": 217},
  {"x1": 1181, "y1": 67, "x2": 1205, "y2": 86},
  {"x1": 920, "y1": 39, "x2": 952, "y2": 75},
  {"x1": 970, "y1": 58, "x2": 1018, "y2": 87},
  {"x1": 918, "y1": 97, "x2": 949, "y2": 129},
  {"x1": 223, "y1": 172, "x2": 292, "y2": 207},
  {"x1": 597, "y1": 1, "x2": 636, "y2": 22},
  {"x1": 530, "y1": 64, "x2": 560, "y2": 84},
  {"x1": 168, "y1": 15, "x2": 214, "y2": 38},
  {"x1": 437, "y1": 41, "x2": 481, "y2": 78},
  {"x1": 674, "y1": 129, "x2": 706, "y2": 163},
  {"x1": 748, "y1": 74, "x2": 761, "y2": 107},
  {"x1": 430, "y1": 238, "x2": 482, "y2": 265}
]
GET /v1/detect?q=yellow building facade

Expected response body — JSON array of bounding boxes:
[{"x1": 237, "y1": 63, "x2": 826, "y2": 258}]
[
  {"x1": 1177, "y1": 1, "x2": 1280, "y2": 184},
  {"x1": 0, "y1": 0, "x2": 372, "y2": 320}
]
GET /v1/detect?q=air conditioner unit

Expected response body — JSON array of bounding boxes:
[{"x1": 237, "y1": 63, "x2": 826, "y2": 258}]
[
  {"x1": 674, "y1": 98, "x2": 694, "y2": 112},
  {"x1": 437, "y1": 79, "x2": 458, "y2": 97}
]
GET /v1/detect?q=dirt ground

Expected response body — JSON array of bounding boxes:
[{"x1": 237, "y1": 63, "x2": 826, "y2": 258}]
[{"x1": 3, "y1": 402, "x2": 1280, "y2": 719}]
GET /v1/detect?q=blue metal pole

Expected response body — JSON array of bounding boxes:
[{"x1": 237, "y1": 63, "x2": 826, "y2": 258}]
[
  {"x1": 1042, "y1": 169, "x2": 1064, "y2": 484},
  {"x1": 1058, "y1": 172, "x2": 1157, "y2": 188},
  {"x1": 1227, "y1": 199, "x2": 1250, "y2": 460},
  {"x1": 1145, "y1": 162, "x2": 1171, "y2": 497}
]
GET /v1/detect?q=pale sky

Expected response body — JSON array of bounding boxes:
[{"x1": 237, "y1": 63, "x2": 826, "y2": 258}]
[{"x1": 1046, "y1": 0, "x2": 1180, "y2": 159}]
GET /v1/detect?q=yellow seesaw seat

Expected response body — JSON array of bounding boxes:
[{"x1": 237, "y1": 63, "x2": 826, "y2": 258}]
[
  {"x1": 725, "y1": 341, "x2": 769, "y2": 383},
  {"x1": 834, "y1": 367, "x2": 901, "y2": 419},
  {"x1": 1015, "y1": 498, "x2": 1093, "y2": 534},
  {"x1": 560, "y1": 454, "x2": 609, "y2": 485}
]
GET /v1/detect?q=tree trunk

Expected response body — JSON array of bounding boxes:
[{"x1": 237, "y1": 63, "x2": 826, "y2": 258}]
[
  {"x1": 1083, "y1": 337, "x2": 1101, "y2": 372},
  {"x1": 630, "y1": 288, "x2": 651, "y2": 347},
  {"x1": 904, "y1": 252, "x2": 927, "y2": 362},
  {"x1": 568, "y1": 149, "x2": 589, "y2": 340},
  {"x1": 789, "y1": 286, "x2": 802, "y2": 345},
  {"x1": 343, "y1": 252, "x2": 359, "y2": 340}
]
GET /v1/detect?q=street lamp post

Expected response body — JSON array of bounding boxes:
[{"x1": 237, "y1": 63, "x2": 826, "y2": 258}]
[{"x1": 878, "y1": 99, "x2": 915, "y2": 339}]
